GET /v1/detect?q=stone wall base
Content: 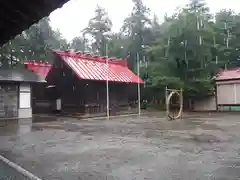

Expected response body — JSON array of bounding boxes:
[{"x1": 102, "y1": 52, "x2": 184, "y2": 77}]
[{"x1": 18, "y1": 108, "x2": 32, "y2": 119}]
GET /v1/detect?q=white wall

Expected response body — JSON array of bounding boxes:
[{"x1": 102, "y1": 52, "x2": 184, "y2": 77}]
[
  {"x1": 194, "y1": 96, "x2": 216, "y2": 111},
  {"x1": 216, "y1": 80, "x2": 240, "y2": 105},
  {"x1": 18, "y1": 84, "x2": 32, "y2": 119}
]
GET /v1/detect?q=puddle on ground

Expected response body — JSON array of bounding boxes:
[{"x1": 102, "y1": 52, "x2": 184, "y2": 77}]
[
  {"x1": 32, "y1": 116, "x2": 60, "y2": 123},
  {"x1": 0, "y1": 120, "x2": 32, "y2": 135},
  {"x1": 190, "y1": 134, "x2": 222, "y2": 143}
]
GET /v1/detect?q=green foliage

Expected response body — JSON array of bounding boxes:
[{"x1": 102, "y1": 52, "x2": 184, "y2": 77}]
[
  {"x1": 121, "y1": 0, "x2": 152, "y2": 70},
  {"x1": 107, "y1": 33, "x2": 130, "y2": 59},
  {"x1": 0, "y1": 17, "x2": 69, "y2": 67},
  {"x1": 69, "y1": 37, "x2": 85, "y2": 52},
  {"x1": 82, "y1": 5, "x2": 112, "y2": 56},
  {"x1": 145, "y1": 0, "x2": 234, "y2": 102},
  {"x1": 2, "y1": 0, "x2": 240, "y2": 104}
]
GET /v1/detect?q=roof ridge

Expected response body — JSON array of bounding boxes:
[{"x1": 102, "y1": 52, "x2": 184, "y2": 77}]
[
  {"x1": 24, "y1": 61, "x2": 52, "y2": 66},
  {"x1": 53, "y1": 50, "x2": 128, "y2": 67},
  {"x1": 216, "y1": 67, "x2": 240, "y2": 81}
]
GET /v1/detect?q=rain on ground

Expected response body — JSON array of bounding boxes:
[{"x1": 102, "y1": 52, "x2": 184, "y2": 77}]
[{"x1": 1, "y1": 112, "x2": 240, "y2": 180}]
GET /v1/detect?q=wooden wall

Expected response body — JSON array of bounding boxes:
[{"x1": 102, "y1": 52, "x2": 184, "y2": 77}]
[
  {"x1": 31, "y1": 83, "x2": 52, "y2": 114},
  {"x1": 193, "y1": 96, "x2": 217, "y2": 111},
  {"x1": 46, "y1": 55, "x2": 131, "y2": 114}
]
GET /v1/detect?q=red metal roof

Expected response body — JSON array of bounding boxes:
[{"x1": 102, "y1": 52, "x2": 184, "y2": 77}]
[
  {"x1": 53, "y1": 50, "x2": 144, "y2": 84},
  {"x1": 24, "y1": 62, "x2": 52, "y2": 79},
  {"x1": 215, "y1": 68, "x2": 240, "y2": 81}
]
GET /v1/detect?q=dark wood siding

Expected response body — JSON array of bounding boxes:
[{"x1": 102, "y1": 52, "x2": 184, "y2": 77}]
[
  {"x1": 45, "y1": 55, "x2": 133, "y2": 115},
  {"x1": 32, "y1": 83, "x2": 52, "y2": 114}
]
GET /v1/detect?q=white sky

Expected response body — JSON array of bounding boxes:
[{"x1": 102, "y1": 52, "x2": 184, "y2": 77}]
[{"x1": 50, "y1": 0, "x2": 240, "y2": 41}]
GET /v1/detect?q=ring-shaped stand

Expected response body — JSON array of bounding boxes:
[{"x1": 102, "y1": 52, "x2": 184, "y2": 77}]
[{"x1": 165, "y1": 87, "x2": 183, "y2": 121}]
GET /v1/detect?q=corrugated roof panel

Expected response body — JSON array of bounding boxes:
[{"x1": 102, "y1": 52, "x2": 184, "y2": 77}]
[
  {"x1": 54, "y1": 51, "x2": 144, "y2": 84},
  {"x1": 215, "y1": 68, "x2": 240, "y2": 81},
  {"x1": 25, "y1": 62, "x2": 52, "y2": 79}
]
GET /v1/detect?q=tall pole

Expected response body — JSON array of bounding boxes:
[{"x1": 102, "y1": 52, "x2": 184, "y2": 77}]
[
  {"x1": 137, "y1": 52, "x2": 141, "y2": 117},
  {"x1": 165, "y1": 86, "x2": 168, "y2": 119},
  {"x1": 106, "y1": 43, "x2": 110, "y2": 120},
  {"x1": 143, "y1": 56, "x2": 146, "y2": 88}
]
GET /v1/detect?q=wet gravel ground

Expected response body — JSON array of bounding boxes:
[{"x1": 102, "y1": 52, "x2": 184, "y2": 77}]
[{"x1": 1, "y1": 113, "x2": 240, "y2": 179}]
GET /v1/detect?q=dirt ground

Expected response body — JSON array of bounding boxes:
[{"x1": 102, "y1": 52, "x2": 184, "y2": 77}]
[{"x1": 1, "y1": 112, "x2": 240, "y2": 180}]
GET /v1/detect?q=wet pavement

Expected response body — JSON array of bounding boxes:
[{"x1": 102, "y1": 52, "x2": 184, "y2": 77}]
[
  {"x1": 1, "y1": 113, "x2": 240, "y2": 179},
  {"x1": 0, "y1": 160, "x2": 29, "y2": 180}
]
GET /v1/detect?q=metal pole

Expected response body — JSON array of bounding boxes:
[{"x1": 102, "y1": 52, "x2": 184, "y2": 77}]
[
  {"x1": 165, "y1": 86, "x2": 168, "y2": 119},
  {"x1": 143, "y1": 56, "x2": 146, "y2": 88},
  {"x1": 0, "y1": 155, "x2": 42, "y2": 180},
  {"x1": 137, "y1": 52, "x2": 141, "y2": 117},
  {"x1": 106, "y1": 43, "x2": 110, "y2": 120}
]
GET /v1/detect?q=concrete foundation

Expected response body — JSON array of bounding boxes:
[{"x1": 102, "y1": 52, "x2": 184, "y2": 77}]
[{"x1": 18, "y1": 108, "x2": 32, "y2": 119}]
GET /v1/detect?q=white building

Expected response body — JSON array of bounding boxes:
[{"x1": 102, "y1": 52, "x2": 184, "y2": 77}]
[{"x1": 0, "y1": 69, "x2": 45, "y2": 119}]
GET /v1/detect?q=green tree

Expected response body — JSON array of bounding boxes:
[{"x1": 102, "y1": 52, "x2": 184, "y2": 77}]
[
  {"x1": 146, "y1": 0, "x2": 216, "y2": 104},
  {"x1": 22, "y1": 17, "x2": 66, "y2": 61},
  {"x1": 69, "y1": 37, "x2": 85, "y2": 51},
  {"x1": 0, "y1": 17, "x2": 69, "y2": 67},
  {"x1": 82, "y1": 5, "x2": 112, "y2": 56},
  {"x1": 121, "y1": 0, "x2": 151, "y2": 70},
  {"x1": 107, "y1": 33, "x2": 129, "y2": 59},
  {"x1": 214, "y1": 10, "x2": 240, "y2": 68}
]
